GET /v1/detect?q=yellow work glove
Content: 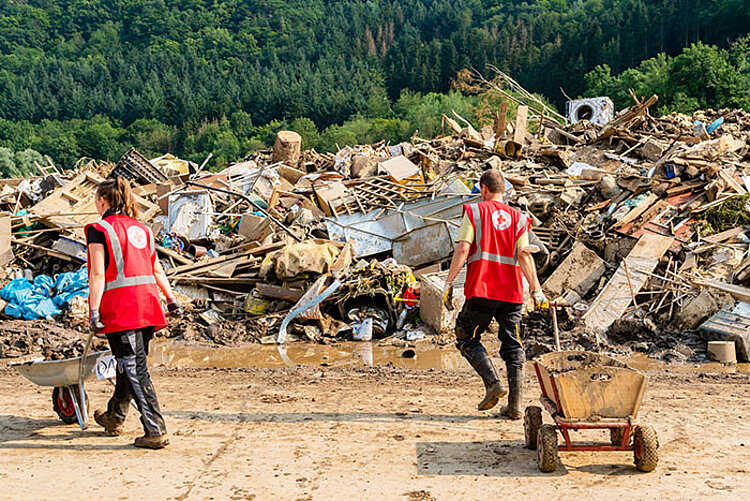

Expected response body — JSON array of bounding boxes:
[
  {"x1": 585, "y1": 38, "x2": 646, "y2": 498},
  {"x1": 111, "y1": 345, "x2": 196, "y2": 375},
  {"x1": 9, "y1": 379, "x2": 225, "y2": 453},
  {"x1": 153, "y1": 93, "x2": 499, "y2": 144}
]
[
  {"x1": 442, "y1": 282, "x2": 455, "y2": 311},
  {"x1": 532, "y1": 289, "x2": 549, "y2": 310}
]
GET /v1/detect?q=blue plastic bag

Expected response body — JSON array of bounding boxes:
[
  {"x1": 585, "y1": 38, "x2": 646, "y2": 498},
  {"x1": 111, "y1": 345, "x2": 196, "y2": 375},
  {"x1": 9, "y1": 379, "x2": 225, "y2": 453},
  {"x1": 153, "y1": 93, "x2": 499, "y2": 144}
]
[
  {"x1": 33, "y1": 274, "x2": 54, "y2": 297},
  {"x1": 53, "y1": 288, "x2": 89, "y2": 308},
  {"x1": 2, "y1": 267, "x2": 88, "y2": 319},
  {"x1": 55, "y1": 268, "x2": 88, "y2": 294},
  {"x1": 4, "y1": 301, "x2": 22, "y2": 318},
  {"x1": 0, "y1": 278, "x2": 32, "y2": 301},
  {"x1": 20, "y1": 295, "x2": 61, "y2": 320}
]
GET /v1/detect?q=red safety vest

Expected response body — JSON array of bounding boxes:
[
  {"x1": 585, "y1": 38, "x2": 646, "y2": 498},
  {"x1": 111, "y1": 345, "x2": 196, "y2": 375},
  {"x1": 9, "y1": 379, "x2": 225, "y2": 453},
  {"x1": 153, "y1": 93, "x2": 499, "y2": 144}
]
[
  {"x1": 463, "y1": 201, "x2": 530, "y2": 303},
  {"x1": 85, "y1": 214, "x2": 167, "y2": 334}
]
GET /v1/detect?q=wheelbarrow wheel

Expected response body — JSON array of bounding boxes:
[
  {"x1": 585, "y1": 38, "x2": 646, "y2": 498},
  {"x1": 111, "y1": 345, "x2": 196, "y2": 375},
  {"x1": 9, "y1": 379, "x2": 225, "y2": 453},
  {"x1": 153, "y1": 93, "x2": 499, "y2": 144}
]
[
  {"x1": 524, "y1": 406, "x2": 543, "y2": 449},
  {"x1": 537, "y1": 424, "x2": 558, "y2": 473},
  {"x1": 52, "y1": 387, "x2": 88, "y2": 425},
  {"x1": 633, "y1": 425, "x2": 659, "y2": 472}
]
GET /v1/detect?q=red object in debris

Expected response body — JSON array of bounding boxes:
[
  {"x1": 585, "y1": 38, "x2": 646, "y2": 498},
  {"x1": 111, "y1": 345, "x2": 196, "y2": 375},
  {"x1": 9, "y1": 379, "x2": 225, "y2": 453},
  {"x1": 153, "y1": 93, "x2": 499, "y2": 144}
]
[{"x1": 402, "y1": 287, "x2": 419, "y2": 309}]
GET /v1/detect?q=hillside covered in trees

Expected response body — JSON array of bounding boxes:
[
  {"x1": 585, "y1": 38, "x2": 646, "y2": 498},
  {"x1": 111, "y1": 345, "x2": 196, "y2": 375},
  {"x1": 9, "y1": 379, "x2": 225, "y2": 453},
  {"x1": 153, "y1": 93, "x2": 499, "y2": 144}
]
[{"x1": 0, "y1": 0, "x2": 749, "y2": 175}]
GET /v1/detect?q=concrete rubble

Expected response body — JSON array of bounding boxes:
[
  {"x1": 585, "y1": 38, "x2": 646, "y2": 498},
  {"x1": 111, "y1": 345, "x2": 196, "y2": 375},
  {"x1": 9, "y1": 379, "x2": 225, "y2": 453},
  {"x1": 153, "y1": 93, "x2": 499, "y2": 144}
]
[{"x1": 3, "y1": 91, "x2": 750, "y2": 364}]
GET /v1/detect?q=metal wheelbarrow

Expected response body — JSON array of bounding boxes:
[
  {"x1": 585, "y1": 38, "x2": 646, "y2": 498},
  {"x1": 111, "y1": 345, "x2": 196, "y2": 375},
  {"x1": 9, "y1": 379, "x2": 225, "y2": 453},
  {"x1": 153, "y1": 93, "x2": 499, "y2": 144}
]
[
  {"x1": 523, "y1": 306, "x2": 659, "y2": 473},
  {"x1": 9, "y1": 333, "x2": 115, "y2": 430}
]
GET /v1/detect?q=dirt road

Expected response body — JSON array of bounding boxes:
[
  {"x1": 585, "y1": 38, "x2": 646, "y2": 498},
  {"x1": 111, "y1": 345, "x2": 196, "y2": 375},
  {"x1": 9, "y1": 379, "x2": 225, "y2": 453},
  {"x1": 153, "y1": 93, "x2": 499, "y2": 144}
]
[{"x1": 1, "y1": 351, "x2": 749, "y2": 500}]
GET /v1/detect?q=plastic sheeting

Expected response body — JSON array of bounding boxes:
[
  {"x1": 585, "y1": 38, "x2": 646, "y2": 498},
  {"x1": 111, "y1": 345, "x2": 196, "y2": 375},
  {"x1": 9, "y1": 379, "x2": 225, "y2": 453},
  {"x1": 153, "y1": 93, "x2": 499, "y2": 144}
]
[{"x1": 1, "y1": 267, "x2": 89, "y2": 320}]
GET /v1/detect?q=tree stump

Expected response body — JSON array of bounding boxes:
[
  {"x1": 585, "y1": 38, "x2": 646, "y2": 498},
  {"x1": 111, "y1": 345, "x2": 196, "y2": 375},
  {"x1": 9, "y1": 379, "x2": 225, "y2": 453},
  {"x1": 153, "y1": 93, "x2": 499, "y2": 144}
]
[{"x1": 273, "y1": 131, "x2": 302, "y2": 167}]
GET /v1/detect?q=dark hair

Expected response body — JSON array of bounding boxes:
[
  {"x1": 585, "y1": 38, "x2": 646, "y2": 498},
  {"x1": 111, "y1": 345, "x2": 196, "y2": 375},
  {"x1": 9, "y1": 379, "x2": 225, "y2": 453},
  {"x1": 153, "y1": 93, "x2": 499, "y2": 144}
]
[
  {"x1": 97, "y1": 177, "x2": 138, "y2": 218},
  {"x1": 479, "y1": 169, "x2": 506, "y2": 194}
]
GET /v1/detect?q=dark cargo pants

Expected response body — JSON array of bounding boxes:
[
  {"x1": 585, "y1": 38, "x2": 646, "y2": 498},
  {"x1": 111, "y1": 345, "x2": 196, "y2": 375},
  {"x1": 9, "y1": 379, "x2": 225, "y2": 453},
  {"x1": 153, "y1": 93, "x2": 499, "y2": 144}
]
[
  {"x1": 105, "y1": 327, "x2": 166, "y2": 436},
  {"x1": 455, "y1": 297, "x2": 526, "y2": 370}
]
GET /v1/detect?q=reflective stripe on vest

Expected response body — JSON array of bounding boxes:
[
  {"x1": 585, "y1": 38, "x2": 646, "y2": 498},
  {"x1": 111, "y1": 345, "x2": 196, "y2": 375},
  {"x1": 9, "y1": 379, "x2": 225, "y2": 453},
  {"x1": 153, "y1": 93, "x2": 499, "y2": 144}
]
[
  {"x1": 97, "y1": 220, "x2": 157, "y2": 292},
  {"x1": 467, "y1": 203, "x2": 520, "y2": 267}
]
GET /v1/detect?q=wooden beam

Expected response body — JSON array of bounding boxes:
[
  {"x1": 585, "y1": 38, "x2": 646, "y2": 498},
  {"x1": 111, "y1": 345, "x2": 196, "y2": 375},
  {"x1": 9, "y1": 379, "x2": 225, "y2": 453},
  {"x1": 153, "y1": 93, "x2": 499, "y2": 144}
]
[
  {"x1": 513, "y1": 105, "x2": 528, "y2": 145},
  {"x1": 256, "y1": 283, "x2": 305, "y2": 302}
]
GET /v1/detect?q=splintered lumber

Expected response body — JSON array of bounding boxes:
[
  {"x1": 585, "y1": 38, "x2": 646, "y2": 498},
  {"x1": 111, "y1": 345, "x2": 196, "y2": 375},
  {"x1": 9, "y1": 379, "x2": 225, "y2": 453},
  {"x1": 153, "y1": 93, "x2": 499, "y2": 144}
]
[
  {"x1": 596, "y1": 95, "x2": 658, "y2": 141},
  {"x1": 694, "y1": 280, "x2": 750, "y2": 303},
  {"x1": 702, "y1": 227, "x2": 746, "y2": 244},
  {"x1": 613, "y1": 194, "x2": 658, "y2": 229},
  {"x1": 165, "y1": 242, "x2": 284, "y2": 276},
  {"x1": 583, "y1": 233, "x2": 673, "y2": 331},
  {"x1": 157, "y1": 245, "x2": 193, "y2": 266},
  {"x1": 494, "y1": 101, "x2": 509, "y2": 139}
]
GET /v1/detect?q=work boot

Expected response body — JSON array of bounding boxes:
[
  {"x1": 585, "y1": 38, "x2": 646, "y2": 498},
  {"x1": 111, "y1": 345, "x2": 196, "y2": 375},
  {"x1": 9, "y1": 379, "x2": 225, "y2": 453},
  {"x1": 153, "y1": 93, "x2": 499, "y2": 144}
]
[
  {"x1": 499, "y1": 365, "x2": 523, "y2": 420},
  {"x1": 134, "y1": 434, "x2": 170, "y2": 449},
  {"x1": 460, "y1": 346, "x2": 507, "y2": 411},
  {"x1": 94, "y1": 409, "x2": 123, "y2": 436}
]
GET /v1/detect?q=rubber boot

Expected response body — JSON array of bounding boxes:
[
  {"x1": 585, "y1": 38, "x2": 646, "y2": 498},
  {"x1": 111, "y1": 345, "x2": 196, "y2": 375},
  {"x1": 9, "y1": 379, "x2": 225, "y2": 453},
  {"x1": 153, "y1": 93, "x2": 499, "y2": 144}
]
[
  {"x1": 461, "y1": 346, "x2": 508, "y2": 411},
  {"x1": 499, "y1": 365, "x2": 523, "y2": 420}
]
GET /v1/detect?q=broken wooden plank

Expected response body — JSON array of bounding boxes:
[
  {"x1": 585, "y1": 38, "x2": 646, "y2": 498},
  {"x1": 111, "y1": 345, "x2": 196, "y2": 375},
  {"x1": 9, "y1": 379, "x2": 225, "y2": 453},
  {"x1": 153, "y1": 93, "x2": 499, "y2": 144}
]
[
  {"x1": 11, "y1": 238, "x2": 80, "y2": 262},
  {"x1": 703, "y1": 227, "x2": 746, "y2": 244},
  {"x1": 543, "y1": 242, "x2": 607, "y2": 298},
  {"x1": 166, "y1": 242, "x2": 283, "y2": 276},
  {"x1": 494, "y1": 101, "x2": 509, "y2": 139},
  {"x1": 694, "y1": 280, "x2": 750, "y2": 303},
  {"x1": 583, "y1": 233, "x2": 673, "y2": 331},
  {"x1": 513, "y1": 105, "x2": 528, "y2": 145},
  {"x1": 717, "y1": 167, "x2": 747, "y2": 195},
  {"x1": 613, "y1": 193, "x2": 658, "y2": 229},
  {"x1": 157, "y1": 245, "x2": 193, "y2": 266},
  {"x1": 256, "y1": 284, "x2": 305, "y2": 302}
]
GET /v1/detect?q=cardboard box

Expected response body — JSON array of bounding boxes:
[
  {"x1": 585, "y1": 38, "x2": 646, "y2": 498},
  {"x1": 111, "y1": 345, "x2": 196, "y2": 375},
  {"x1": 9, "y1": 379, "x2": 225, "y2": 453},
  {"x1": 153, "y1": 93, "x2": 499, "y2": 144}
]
[{"x1": 239, "y1": 214, "x2": 273, "y2": 242}]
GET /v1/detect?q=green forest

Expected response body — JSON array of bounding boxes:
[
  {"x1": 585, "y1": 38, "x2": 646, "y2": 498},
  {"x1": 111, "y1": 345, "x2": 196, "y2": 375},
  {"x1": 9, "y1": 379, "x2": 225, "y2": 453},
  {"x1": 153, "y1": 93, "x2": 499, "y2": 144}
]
[{"x1": 1, "y1": 0, "x2": 749, "y2": 175}]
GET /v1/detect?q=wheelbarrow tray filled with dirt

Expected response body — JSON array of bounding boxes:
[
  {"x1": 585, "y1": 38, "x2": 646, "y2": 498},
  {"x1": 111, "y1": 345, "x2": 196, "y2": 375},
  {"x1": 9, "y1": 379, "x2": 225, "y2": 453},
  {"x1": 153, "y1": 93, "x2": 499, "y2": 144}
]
[
  {"x1": 525, "y1": 350, "x2": 659, "y2": 473},
  {"x1": 534, "y1": 350, "x2": 647, "y2": 420}
]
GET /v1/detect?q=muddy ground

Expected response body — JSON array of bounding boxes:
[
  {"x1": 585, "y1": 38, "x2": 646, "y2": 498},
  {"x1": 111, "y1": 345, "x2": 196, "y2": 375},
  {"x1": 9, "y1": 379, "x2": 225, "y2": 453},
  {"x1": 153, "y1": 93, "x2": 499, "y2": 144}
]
[{"x1": 1, "y1": 342, "x2": 749, "y2": 500}]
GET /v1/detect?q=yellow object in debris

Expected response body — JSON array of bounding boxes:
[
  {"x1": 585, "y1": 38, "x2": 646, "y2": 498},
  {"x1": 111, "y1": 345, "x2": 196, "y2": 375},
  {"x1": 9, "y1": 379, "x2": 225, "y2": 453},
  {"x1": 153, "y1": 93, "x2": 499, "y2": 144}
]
[{"x1": 243, "y1": 296, "x2": 270, "y2": 315}]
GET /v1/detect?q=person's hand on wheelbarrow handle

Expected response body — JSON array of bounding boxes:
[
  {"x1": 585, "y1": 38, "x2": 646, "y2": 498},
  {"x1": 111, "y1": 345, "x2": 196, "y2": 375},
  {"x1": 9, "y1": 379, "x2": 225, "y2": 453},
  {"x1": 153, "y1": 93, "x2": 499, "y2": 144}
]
[
  {"x1": 532, "y1": 289, "x2": 549, "y2": 310},
  {"x1": 89, "y1": 309, "x2": 106, "y2": 332}
]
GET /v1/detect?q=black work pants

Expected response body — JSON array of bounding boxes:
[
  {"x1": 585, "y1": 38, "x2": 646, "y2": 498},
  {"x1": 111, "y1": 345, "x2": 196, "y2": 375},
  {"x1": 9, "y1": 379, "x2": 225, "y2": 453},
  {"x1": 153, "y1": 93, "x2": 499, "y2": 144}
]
[
  {"x1": 105, "y1": 327, "x2": 166, "y2": 436},
  {"x1": 455, "y1": 297, "x2": 525, "y2": 370}
]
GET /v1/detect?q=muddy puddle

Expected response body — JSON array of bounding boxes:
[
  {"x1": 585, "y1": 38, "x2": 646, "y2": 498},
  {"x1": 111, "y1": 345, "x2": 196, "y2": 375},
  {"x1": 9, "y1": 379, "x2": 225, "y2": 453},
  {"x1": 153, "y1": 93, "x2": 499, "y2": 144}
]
[{"x1": 149, "y1": 341, "x2": 750, "y2": 373}]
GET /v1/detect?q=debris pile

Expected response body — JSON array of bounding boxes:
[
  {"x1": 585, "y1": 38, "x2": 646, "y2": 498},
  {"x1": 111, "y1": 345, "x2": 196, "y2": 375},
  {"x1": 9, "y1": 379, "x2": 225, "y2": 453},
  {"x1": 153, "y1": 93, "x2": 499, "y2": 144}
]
[{"x1": 2, "y1": 89, "x2": 750, "y2": 363}]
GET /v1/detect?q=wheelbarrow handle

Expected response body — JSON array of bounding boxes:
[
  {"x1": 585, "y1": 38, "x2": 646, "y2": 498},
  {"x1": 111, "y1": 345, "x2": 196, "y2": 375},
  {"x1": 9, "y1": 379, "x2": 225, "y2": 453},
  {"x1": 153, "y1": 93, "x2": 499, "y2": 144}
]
[{"x1": 551, "y1": 306, "x2": 561, "y2": 352}]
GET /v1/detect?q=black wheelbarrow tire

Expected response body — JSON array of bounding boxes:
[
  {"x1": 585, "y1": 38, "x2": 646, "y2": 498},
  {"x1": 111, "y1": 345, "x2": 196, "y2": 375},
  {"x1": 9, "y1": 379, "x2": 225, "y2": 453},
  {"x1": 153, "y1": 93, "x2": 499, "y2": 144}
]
[
  {"x1": 537, "y1": 424, "x2": 559, "y2": 472},
  {"x1": 52, "y1": 387, "x2": 88, "y2": 425},
  {"x1": 633, "y1": 425, "x2": 659, "y2": 472},
  {"x1": 524, "y1": 406, "x2": 543, "y2": 449}
]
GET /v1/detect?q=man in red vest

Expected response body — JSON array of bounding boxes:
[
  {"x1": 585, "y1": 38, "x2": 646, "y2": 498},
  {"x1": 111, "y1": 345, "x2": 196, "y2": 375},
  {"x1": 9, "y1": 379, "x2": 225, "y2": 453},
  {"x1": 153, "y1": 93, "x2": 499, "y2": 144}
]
[{"x1": 443, "y1": 170, "x2": 547, "y2": 419}]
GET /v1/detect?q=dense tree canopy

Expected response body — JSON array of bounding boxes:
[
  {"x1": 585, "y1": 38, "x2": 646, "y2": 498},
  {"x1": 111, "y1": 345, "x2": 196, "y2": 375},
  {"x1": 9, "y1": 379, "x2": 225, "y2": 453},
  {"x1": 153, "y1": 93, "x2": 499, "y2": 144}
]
[{"x1": 0, "y1": 1, "x2": 748, "y2": 175}]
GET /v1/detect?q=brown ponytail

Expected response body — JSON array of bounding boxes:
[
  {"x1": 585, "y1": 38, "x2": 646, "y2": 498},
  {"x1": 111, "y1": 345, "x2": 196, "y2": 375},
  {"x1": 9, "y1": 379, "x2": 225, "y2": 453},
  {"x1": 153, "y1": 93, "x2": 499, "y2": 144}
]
[{"x1": 96, "y1": 177, "x2": 139, "y2": 218}]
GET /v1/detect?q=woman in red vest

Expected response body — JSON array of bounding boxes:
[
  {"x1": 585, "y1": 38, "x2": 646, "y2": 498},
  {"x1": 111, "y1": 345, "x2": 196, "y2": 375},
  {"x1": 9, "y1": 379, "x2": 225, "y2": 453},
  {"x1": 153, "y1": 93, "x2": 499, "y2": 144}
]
[{"x1": 86, "y1": 177, "x2": 182, "y2": 449}]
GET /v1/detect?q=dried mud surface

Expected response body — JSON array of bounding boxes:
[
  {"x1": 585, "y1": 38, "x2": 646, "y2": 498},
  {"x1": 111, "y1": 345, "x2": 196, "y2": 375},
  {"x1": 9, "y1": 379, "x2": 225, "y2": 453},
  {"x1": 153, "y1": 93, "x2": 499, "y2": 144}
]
[{"x1": 0, "y1": 364, "x2": 747, "y2": 500}]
